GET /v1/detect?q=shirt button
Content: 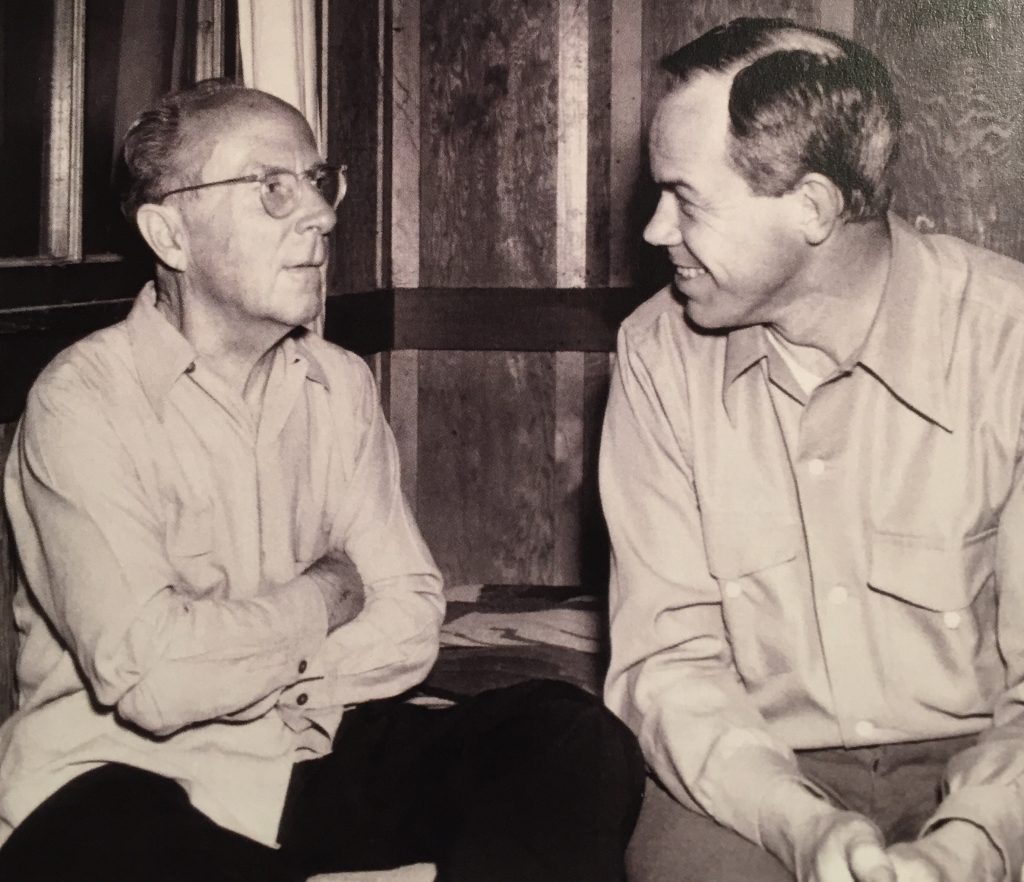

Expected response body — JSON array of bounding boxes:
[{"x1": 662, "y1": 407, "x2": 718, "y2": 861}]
[
  {"x1": 184, "y1": 361, "x2": 196, "y2": 374},
  {"x1": 807, "y1": 458, "x2": 826, "y2": 476},
  {"x1": 296, "y1": 693, "x2": 308, "y2": 706},
  {"x1": 828, "y1": 585, "x2": 849, "y2": 605},
  {"x1": 943, "y1": 611, "x2": 962, "y2": 629},
  {"x1": 723, "y1": 581, "x2": 743, "y2": 599},
  {"x1": 855, "y1": 719, "x2": 875, "y2": 739},
  {"x1": 298, "y1": 660, "x2": 308, "y2": 674}
]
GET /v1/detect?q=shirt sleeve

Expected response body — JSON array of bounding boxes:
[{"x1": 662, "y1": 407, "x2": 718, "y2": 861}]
[
  {"x1": 6, "y1": 368, "x2": 330, "y2": 738},
  {"x1": 919, "y1": 435, "x2": 1024, "y2": 881},
  {"x1": 600, "y1": 327, "x2": 836, "y2": 865},
  {"x1": 277, "y1": 358, "x2": 444, "y2": 722}
]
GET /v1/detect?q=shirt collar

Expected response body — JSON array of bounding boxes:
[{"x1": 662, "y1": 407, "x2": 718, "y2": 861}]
[
  {"x1": 282, "y1": 330, "x2": 331, "y2": 389},
  {"x1": 855, "y1": 213, "x2": 953, "y2": 432},
  {"x1": 126, "y1": 283, "x2": 332, "y2": 415},
  {"x1": 126, "y1": 282, "x2": 198, "y2": 416},
  {"x1": 721, "y1": 213, "x2": 953, "y2": 432}
]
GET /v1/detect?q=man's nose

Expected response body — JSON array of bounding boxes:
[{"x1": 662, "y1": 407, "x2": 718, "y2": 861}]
[
  {"x1": 643, "y1": 191, "x2": 684, "y2": 247},
  {"x1": 296, "y1": 183, "x2": 338, "y2": 235}
]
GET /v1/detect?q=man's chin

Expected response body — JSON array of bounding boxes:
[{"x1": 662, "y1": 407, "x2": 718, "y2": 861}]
[{"x1": 680, "y1": 296, "x2": 734, "y2": 333}]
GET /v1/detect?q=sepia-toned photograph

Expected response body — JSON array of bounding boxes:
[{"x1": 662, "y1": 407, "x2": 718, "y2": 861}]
[{"x1": 1, "y1": 1, "x2": 1022, "y2": 880}]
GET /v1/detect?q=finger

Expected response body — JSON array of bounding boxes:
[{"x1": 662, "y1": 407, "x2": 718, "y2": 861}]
[{"x1": 848, "y1": 838, "x2": 896, "y2": 882}]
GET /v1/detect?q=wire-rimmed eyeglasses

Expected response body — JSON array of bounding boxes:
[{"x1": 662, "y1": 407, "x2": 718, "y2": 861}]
[{"x1": 155, "y1": 164, "x2": 347, "y2": 219}]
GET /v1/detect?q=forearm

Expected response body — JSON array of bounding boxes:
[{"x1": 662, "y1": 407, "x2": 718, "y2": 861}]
[
  {"x1": 115, "y1": 577, "x2": 328, "y2": 735},
  {"x1": 278, "y1": 574, "x2": 443, "y2": 715}
]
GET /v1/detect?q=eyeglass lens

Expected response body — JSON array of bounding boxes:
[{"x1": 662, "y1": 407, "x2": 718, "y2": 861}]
[{"x1": 260, "y1": 168, "x2": 345, "y2": 218}]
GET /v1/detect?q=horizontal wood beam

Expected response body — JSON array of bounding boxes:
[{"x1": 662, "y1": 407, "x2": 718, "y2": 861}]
[
  {"x1": 390, "y1": 287, "x2": 645, "y2": 352},
  {"x1": 1, "y1": 285, "x2": 646, "y2": 422}
]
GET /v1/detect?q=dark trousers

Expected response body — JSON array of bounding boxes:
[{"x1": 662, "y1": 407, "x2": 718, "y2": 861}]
[{"x1": 0, "y1": 679, "x2": 645, "y2": 882}]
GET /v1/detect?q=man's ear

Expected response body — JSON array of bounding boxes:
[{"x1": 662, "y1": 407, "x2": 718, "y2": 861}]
[
  {"x1": 135, "y1": 203, "x2": 189, "y2": 272},
  {"x1": 794, "y1": 173, "x2": 844, "y2": 245}
]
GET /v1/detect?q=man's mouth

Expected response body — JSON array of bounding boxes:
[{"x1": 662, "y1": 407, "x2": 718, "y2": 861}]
[{"x1": 675, "y1": 265, "x2": 707, "y2": 280}]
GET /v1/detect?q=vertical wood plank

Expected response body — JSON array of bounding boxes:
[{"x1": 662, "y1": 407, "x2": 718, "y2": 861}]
[
  {"x1": 609, "y1": 0, "x2": 642, "y2": 287},
  {"x1": 557, "y1": 0, "x2": 588, "y2": 289},
  {"x1": 390, "y1": 0, "x2": 421, "y2": 289},
  {"x1": 856, "y1": 0, "x2": 1024, "y2": 261},
  {"x1": 0, "y1": 422, "x2": 19, "y2": 722},
  {"x1": 327, "y1": 0, "x2": 384, "y2": 293},
  {"x1": 551, "y1": 0, "x2": 589, "y2": 585},
  {"x1": 46, "y1": 0, "x2": 85, "y2": 261},
  {"x1": 195, "y1": 0, "x2": 226, "y2": 80},
  {"x1": 374, "y1": 0, "x2": 387, "y2": 287},
  {"x1": 552, "y1": 351, "x2": 585, "y2": 585},
  {"x1": 417, "y1": 352, "x2": 557, "y2": 585},
  {"x1": 587, "y1": 0, "x2": 613, "y2": 287},
  {"x1": 417, "y1": 0, "x2": 561, "y2": 586},
  {"x1": 420, "y1": 0, "x2": 558, "y2": 287},
  {"x1": 387, "y1": 0, "x2": 422, "y2": 514}
]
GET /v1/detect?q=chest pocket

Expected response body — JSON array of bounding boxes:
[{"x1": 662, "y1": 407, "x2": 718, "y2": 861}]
[
  {"x1": 867, "y1": 530, "x2": 996, "y2": 611},
  {"x1": 702, "y1": 511, "x2": 802, "y2": 581}
]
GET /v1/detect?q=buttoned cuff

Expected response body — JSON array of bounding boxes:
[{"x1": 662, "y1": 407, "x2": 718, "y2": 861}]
[{"x1": 922, "y1": 783, "x2": 1021, "y2": 882}]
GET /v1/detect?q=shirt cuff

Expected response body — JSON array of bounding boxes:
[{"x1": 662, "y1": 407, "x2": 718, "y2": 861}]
[
  {"x1": 691, "y1": 730, "x2": 835, "y2": 849},
  {"x1": 755, "y1": 774, "x2": 839, "y2": 872},
  {"x1": 922, "y1": 783, "x2": 1022, "y2": 882}
]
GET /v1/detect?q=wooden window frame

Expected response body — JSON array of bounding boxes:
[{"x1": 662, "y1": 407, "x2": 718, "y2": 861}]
[{"x1": 0, "y1": 0, "x2": 231, "y2": 271}]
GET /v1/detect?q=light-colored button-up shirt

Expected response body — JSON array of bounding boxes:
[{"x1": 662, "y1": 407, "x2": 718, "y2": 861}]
[
  {"x1": 601, "y1": 215, "x2": 1024, "y2": 878},
  {"x1": 0, "y1": 284, "x2": 444, "y2": 848}
]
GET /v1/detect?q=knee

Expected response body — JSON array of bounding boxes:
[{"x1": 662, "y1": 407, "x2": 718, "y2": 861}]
[{"x1": 499, "y1": 679, "x2": 646, "y2": 791}]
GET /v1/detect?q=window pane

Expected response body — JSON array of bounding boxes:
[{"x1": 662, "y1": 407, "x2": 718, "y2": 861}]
[
  {"x1": 82, "y1": 0, "x2": 187, "y2": 256},
  {"x1": 0, "y1": 0, "x2": 54, "y2": 258}
]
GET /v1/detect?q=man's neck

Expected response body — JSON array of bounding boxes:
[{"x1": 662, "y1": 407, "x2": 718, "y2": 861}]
[
  {"x1": 768, "y1": 219, "x2": 892, "y2": 372},
  {"x1": 154, "y1": 271, "x2": 290, "y2": 411}
]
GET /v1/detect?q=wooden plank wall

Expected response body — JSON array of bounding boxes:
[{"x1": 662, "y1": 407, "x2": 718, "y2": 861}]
[
  {"x1": 384, "y1": 0, "x2": 826, "y2": 588},
  {"x1": 856, "y1": 0, "x2": 1024, "y2": 262}
]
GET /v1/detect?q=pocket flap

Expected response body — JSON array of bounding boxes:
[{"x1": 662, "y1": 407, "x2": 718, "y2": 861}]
[
  {"x1": 868, "y1": 530, "x2": 995, "y2": 611},
  {"x1": 702, "y1": 511, "x2": 802, "y2": 580}
]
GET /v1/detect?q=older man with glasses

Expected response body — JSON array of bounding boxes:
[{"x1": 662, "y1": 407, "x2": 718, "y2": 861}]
[{"x1": 0, "y1": 79, "x2": 644, "y2": 882}]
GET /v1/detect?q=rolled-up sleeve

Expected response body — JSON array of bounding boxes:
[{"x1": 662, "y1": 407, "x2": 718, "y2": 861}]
[
  {"x1": 276, "y1": 359, "x2": 444, "y2": 721},
  {"x1": 6, "y1": 369, "x2": 330, "y2": 738},
  {"x1": 600, "y1": 327, "x2": 833, "y2": 857}
]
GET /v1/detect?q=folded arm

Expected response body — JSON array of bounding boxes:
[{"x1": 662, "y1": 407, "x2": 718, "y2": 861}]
[
  {"x1": 7, "y1": 374, "x2": 331, "y2": 737},
  {"x1": 275, "y1": 358, "x2": 444, "y2": 724}
]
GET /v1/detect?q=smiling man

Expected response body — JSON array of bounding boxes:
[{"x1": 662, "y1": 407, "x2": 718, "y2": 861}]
[
  {"x1": 0, "y1": 80, "x2": 644, "y2": 882},
  {"x1": 602, "y1": 17, "x2": 1024, "y2": 882}
]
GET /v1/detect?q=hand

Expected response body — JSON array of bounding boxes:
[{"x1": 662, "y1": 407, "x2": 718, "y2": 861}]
[
  {"x1": 304, "y1": 551, "x2": 365, "y2": 632},
  {"x1": 794, "y1": 810, "x2": 895, "y2": 882},
  {"x1": 887, "y1": 821, "x2": 1003, "y2": 882}
]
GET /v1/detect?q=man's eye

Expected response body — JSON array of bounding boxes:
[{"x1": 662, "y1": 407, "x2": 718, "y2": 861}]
[{"x1": 264, "y1": 174, "x2": 288, "y2": 194}]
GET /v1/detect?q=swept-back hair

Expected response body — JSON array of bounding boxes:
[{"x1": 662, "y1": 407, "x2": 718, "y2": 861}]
[
  {"x1": 662, "y1": 17, "x2": 900, "y2": 221},
  {"x1": 119, "y1": 78, "x2": 265, "y2": 222}
]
